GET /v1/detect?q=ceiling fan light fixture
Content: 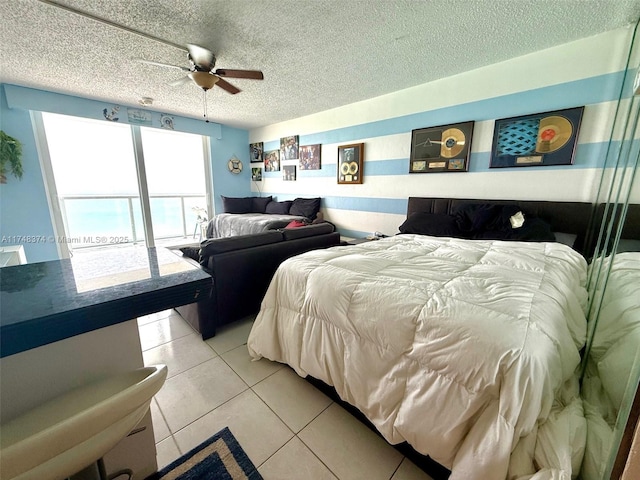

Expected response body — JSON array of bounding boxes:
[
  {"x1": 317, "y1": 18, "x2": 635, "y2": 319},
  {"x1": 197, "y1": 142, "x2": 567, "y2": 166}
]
[{"x1": 188, "y1": 71, "x2": 219, "y2": 91}]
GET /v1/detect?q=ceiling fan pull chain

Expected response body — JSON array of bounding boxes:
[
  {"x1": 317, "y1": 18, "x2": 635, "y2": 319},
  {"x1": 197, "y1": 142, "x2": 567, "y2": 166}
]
[{"x1": 203, "y1": 89, "x2": 209, "y2": 123}]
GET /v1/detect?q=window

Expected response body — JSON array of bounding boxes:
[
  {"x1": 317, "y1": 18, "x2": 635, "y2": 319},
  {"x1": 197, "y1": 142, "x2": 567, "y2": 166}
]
[{"x1": 37, "y1": 112, "x2": 212, "y2": 256}]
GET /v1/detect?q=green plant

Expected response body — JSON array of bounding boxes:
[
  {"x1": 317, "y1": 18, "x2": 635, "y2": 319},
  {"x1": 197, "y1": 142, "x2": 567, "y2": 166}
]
[{"x1": 0, "y1": 130, "x2": 24, "y2": 184}]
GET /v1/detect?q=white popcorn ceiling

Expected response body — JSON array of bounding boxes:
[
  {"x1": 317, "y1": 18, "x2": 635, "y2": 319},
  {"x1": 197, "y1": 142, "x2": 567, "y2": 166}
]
[{"x1": 1, "y1": 0, "x2": 639, "y2": 129}]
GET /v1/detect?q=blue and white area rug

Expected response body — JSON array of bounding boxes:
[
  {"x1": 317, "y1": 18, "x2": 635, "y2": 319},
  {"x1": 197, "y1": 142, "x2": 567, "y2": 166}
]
[{"x1": 146, "y1": 427, "x2": 262, "y2": 480}]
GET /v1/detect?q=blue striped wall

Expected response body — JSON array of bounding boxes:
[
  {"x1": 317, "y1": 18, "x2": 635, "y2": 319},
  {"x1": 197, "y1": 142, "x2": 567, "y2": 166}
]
[{"x1": 249, "y1": 26, "x2": 638, "y2": 239}]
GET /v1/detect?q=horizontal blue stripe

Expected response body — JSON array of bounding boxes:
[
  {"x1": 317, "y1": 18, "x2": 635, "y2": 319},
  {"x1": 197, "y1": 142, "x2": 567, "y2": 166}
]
[
  {"x1": 260, "y1": 141, "x2": 616, "y2": 178},
  {"x1": 291, "y1": 71, "x2": 626, "y2": 147}
]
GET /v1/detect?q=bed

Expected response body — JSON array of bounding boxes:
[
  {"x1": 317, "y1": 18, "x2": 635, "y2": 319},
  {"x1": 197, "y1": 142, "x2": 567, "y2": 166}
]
[
  {"x1": 207, "y1": 196, "x2": 322, "y2": 238},
  {"x1": 247, "y1": 197, "x2": 596, "y2": 479}
]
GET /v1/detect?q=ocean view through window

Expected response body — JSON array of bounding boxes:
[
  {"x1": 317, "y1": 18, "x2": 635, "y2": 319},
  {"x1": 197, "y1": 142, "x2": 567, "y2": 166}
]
[{"x1": 40, "y1": 113, "x2": 211, "y2": 254}]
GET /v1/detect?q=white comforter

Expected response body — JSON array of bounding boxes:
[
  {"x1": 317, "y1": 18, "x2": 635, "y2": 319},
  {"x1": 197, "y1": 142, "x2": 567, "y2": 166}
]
[{"x1": 248, "y1": 235, "x2": 589, "y2": 479}]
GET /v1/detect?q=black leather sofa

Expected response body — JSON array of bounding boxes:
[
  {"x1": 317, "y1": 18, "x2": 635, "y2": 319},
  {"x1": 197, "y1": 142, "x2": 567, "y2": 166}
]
[{"x1": 174, "y1": 222, "x2": 341, "y2": 339}]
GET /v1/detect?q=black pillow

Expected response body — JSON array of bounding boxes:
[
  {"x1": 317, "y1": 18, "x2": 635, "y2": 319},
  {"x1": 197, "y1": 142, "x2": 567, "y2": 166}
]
[
  {"x1": 221, "y1": 196, "x2": 253, "y2": 214},
  {"x1": 454, "y1": 203, "x2": 522, "y2": 233},
  {"x1": 265, "y1": 200, "x2": 293, "y2": 214},
  {"x1": 509, "y1": 217, "x2": 555, "y2": 242},
  {"x1": 252, "y1": 196, "x2": 273, "y2": 213},
  {"x1": 179, "y1": 246, "x2": 200, "y2": 262},
  {"x1": 289, "y1": 197, "x2": 321, "y2": 220},
  {"x1": 398, "y1": 212, "x2": 465, "y2": 237}
]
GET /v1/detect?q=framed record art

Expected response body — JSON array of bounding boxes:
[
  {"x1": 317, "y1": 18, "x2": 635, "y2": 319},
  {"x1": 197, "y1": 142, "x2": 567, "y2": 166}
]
[
  {"x1": 337, "y1": 143, "x2": 364, "y2": 184},
  {"x1": 409, "y1": 121, "x2": 474, "y2": 173},
  {"x1": 489, "y1": 106, "x2": 584, "y2": 168}
]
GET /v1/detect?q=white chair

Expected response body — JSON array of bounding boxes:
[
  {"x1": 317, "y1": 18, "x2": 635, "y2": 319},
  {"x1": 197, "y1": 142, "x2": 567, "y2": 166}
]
[{"x1": 0, "y1": 364, "x2": 168, "y2": 480}]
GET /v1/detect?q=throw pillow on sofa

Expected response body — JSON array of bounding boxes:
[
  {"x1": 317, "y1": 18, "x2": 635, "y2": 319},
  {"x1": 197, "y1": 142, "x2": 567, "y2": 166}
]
[
  {"x1": 289, "y1": 197, "x2": 321, "y2": 221},
  {"x1": 221, "y1": 195, "x2": 253, "y2": 213},
  {"x1": 252, "y1": 196, "x2": 273, "y2": 213},
  {"x1": 285, "y1": 220, "x2": 307, "y2": 228},
  {"x1": 265, "y1": 200, "x2": 293, "y2": 214}
]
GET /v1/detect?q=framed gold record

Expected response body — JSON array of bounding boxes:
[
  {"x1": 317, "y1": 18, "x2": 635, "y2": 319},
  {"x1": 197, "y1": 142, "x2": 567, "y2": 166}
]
[
  {"x1": 409, "y1": 121, "x2": 474, "y2": 173},
  {"x1": 337, "y1": 143, "x2": 364, "y2": 184},
  {"x1": 490, "y1": 106, "x2": 584, "y2": 168}
]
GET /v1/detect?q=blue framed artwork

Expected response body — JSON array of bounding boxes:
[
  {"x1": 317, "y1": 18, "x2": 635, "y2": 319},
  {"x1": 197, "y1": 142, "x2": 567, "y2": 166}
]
[{"x1": 490, "y1": 106, "x2": 584, "y2": 168}]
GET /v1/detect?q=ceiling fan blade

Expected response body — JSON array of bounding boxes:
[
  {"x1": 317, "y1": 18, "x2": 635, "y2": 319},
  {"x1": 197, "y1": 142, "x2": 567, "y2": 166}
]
[
  {"x1": 186, "y1": 44, "x2": 215, "y2": 71},
  {"x1": 214, "y1": 69, "x2": 264, "y2": 80},
  {"x1": 215, "y1": 77, "x2": 241, "y2": 94},
  {"x1": 137, "y1": 59, "x2": 189, "y2": 72},
  {"x1": 169, "y1": 76, "x2": 192, "y2": 87}
]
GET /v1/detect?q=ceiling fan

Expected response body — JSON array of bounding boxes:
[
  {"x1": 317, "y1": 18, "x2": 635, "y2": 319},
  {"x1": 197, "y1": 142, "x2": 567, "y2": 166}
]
[
  {"x1": 140, "y1": 43, "x2": 264, "y2": 93},
  {"x1": 139, "y1": 44, "x2": 264, "y2": 121}
]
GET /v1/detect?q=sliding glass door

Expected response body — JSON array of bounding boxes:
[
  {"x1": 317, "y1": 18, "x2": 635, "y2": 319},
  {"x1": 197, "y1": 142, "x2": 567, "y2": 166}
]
[{"x1": 38, "y1": 112, "x2": 211, "y2": 256}]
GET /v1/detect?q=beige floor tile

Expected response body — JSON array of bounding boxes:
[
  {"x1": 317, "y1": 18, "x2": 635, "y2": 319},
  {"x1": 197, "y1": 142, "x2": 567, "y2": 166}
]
[
  {"x1": 298, "y1": 403, "x2": 403, "y2": 480},
  {"x1": 150, "y1": 398, "x2": 171, "y2": 443},
  {"x1": 143, "y1": 332, "x2": 217, "y2": 378},
  {"x1": 221, "y1": 344, "x2": 283, "y2": 386},
  {"x1": 259, "y1": 436, "x2": 338, "y2": 480},
  {"x1": 391, "y1": 458, "x2": 436, "y2": 480},
  {"x1": 155, "y1": 435, "x2": 180, "y2": 470},
  {"x1": 154, "y1": 357, "x2": 248, "y2": 433},
  {"x1": 139, "y1": 313, "x2": 195, "y2": 351},
  {"x1": 205, "y1": 316, "x2": 255, "y2": 354},
  {"x1": 252, "y1": 367, "x2": 332, "y2": 433},
  {"x1": 137, "y1": 309, "x2": 174, "y2": 326},
  {"x1": 173, "y1": 389, "x2": 294, "y2": 467}
]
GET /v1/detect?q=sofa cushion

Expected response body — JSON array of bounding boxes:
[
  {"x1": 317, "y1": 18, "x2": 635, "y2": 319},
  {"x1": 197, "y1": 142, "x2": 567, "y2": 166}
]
[
  {"x1": 282, "y1": 222, "x2": 334, "y2": 240},
  {"x1": 199, "y1": 231, "x2": 283, "y2": 262},
  {"x1": 252, "y1": 196, "x2": 273, "y2": 213},
  {"x1": 289, "y1": 197, "x2": 321, "y2": 220},
  {"x1": 221, "y1": 195, "x2": 253, "y2": 214},
  {"x1": 265, "y1": 200, "x2": 293, "y2": 214}
]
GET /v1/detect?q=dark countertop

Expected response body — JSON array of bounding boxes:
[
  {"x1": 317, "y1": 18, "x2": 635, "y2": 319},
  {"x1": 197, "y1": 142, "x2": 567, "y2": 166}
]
[{"x1": 0, "y1": 246, "x2": 212, "y2": 358}]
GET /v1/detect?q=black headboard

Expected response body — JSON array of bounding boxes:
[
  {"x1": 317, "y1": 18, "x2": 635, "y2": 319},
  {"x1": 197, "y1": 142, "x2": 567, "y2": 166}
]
[{"x1": 406, "y1": 197, "x2": 596, "y2": 255}]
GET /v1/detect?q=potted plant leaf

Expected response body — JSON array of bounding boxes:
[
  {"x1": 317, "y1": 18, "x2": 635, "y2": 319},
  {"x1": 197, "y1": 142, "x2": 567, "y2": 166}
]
[{"x1": 0, "y1": 130, "x2": 24, "y2": 184}]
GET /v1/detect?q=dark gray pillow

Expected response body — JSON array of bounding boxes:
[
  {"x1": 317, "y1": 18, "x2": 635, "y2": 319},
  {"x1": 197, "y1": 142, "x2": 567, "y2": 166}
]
[
  {"x1": 179, "y1": 246, "x2": 200, "y2": 261},
  {"x1": 252, "y1": 196, "x2": 273, "y2": 213},
  {"x1": 289, "y1": 197, "x2": 321, "y2": 220},
  {"x1": 265, "y1": 200, "x2": 293, "y2": 214},
  {"x1": 221, "y1": 195, "x2": 253, "y2": 214},
  {"x1": 398, "y1": 212, "x2": 465, "y2": 237}
]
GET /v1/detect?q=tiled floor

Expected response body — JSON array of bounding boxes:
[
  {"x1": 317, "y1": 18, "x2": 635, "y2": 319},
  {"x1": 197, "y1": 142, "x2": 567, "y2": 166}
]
[{"x1": 138, "y1": 309, "x2": 434, "y2": 480}]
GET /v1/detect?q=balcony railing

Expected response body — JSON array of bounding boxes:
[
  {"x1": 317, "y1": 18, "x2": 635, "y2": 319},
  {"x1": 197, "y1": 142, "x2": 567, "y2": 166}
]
[{"x1": 58, "y1": 194, "x2": 208, "y2": 249}]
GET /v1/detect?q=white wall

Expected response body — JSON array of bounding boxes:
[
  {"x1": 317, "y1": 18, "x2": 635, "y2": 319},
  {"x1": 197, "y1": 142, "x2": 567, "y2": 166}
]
[{"x1": 249, "y1": 25, "x2": 637, "y2": 238}]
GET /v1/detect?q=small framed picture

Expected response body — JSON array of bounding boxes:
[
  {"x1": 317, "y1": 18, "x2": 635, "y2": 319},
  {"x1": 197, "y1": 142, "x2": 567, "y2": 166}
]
[
  {"x1": 250, "y1": 142, "x2": 263, "y2": 163},
  {"x1": 251, "y1": 167, "x2": 262, "y2": 181},
  {"x1": 409, "y1": 121, "x2": 474, "y2": 173},
  {"x1": 283, "y1": 165, "x2": 296, "y2": 181},
  {"x1": 299, "y1": 144, "x2": 321, "y2": 170},
  {"x1": 490, "y1": 107, "x2": 584, "y2": 168},
  {"x1": 264, "y1": 149, "x2": 280, "y2": 171},
  {"x1": 337, "y1": 143, "x2": 364, "y2": 184},
  {"x1": 280, "y1": 136, "x2": 299, "y2": 160}
]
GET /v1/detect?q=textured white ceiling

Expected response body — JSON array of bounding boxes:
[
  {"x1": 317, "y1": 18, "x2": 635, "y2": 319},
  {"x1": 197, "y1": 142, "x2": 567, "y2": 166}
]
[{"x1": 1, "y1": 0, "x2": 639, "y2": 129}]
